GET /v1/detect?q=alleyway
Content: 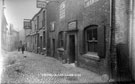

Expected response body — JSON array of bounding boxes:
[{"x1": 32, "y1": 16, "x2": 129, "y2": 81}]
[{"x1": 1, "y1": 51, "x2": 108, "y2": 84}]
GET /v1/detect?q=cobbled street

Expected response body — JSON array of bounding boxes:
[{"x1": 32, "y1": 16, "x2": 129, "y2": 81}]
[{"x1": 1, "y1": 51, "x2": 106, "y2": 84}]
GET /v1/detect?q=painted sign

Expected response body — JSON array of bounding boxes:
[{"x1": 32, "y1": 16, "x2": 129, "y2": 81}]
[
  {"x1": 24, "y1": 19, "x2": 31, "y2": 29},
  {"x1": 37, "y1": 0, "x2": 48, "y2": 8},
  {"x1": 68, "y1": 21, "x2": 77, "y2": 30},
  {"x1": 84, "y1": 0, "x2": 99, "y2": 7}
]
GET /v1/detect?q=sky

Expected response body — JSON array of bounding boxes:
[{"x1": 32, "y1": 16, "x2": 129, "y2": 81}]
[{"x1": 4, "y1": 0, "x2": 40, "y2": 31}]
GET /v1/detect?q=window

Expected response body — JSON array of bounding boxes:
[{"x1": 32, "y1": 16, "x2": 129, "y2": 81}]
[
  {"x1": 35, "y1": 24, "x2": 36, "y2": 31},
  {"x1": 37, "y1": 33, "x2": 39, "y2": 47},
  {"x1": 35, "y1": 36, "x2": 36, "y2": 44},
  {"x1": 50, "y1": 21, "x2": 55, "y2": 31},
  {"x1": 58, "y1": 31, "x2": 64, "y2": 47},
  {"x1": 84, "y1": 25, "x2": 106, "y2": 58},
  {"x1": 42, "y1": 11, "x2": 45, "y2": 27},
  {"x1": 60, "y1": 1, "x2": 65, "y2": 19},
  {"x1": 43, "y1": 31, "x2": 46, "y2": 48},
  {"x1": 37, "y1": 16, "x2": 39, "y2": 30},
  {"x1": 85, "y1": 25, "x2": 98, "y2": 52}
]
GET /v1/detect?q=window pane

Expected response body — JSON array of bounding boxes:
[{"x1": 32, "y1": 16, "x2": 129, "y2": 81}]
[
  {"x1": 87, "y1": 29, "x2": 92, "y2": 40},
  {"x1": 59, "y1": 32, "x2": 64, "y2": 47},
  {"x1": 93, "y1": 28, "x2": 97, "y2": 40},
  {"x1": 85, "y1": 25, "x2": 98, "y2": 52}
]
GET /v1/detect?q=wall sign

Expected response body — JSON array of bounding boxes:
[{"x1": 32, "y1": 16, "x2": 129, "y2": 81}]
[
  {"x1": 84, "y1": 0, "x2": 99, "y2": 7},
  {"x1": 37, "y1": 0, "x2": 48, "y2": 8},
  {"x1": 24, "y1": 19, "x2": 31, "y2": 29},
  {"x1": 68, "y1": 21, "x2": 77, "y2": 30}
]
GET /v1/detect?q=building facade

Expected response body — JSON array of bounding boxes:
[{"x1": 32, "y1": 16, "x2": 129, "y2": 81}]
[
  {"x1": 1, "y1": 6, "x2": 8, "y2": 51},
  {"x1": 46, "y1": 0, "x2": 111, "y2": 75},
  {"x1": 24, "y1": 0, "x2": 135, "y2": 81},
  {"x1": 36, "y1": 8, "x2": 46, "y2": 55},
  {"x1": 24, "y1": 8, "x2": 47, "y2": 54},
  {"x1": 7, "y1": 24, "x2": 19, "y2": 51}
]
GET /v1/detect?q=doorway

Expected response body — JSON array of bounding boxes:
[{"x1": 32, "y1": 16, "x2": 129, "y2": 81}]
[
  {"x1": 40, "y1": 36, "x2": 42, "y2": 53},
  {"x1": 69, "y1": 35, "x2": 76, "y2": 63},
  {"x1": 52, "y1": 39, "x2": 55, "y2": 57}
]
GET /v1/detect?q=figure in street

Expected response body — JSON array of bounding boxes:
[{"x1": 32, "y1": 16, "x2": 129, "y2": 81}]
[{"x1": 21, "y1": 45, "x2": 25, "y2": 54}]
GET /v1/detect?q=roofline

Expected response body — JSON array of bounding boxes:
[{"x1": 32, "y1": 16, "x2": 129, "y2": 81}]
[{"x1": 31, "y1": 8, "x2": 45, "y2": 21}]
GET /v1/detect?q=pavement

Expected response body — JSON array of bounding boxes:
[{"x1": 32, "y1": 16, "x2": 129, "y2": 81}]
[{"x1": 1, "y1": 50, "x2": 109, "y2": 84}]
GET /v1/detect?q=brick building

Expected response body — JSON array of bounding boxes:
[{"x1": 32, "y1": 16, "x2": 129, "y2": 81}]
[
  {"x1": 45, "y1": 0, "x2": 111, "y2": 75},
  {"x1": 24, "y1": 0, "x2": 135, "y2": 81},
  {"x1": 24, "y1": 8, "x2": 47, "y2": 54},
  {"x1": 36, "y1": 8, "x2": 46, "y2": 54}
]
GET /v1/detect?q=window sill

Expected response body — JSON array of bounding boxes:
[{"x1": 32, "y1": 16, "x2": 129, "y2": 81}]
[
  {"x1": 82, "y1": 52, "x2": 99, "y2": 61},
  {"x1": 57, "y1": 48, "x2": 64, "y2": 52}
]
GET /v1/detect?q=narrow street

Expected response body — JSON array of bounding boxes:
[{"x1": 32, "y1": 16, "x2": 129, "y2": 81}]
[{"x1": 1, "y1": 51, "x2": 106, "y2": 84}]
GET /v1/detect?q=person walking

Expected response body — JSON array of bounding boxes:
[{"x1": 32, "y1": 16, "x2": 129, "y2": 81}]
[{"x1": 21, "y1": 45, "x2": 25, "y2": 54}]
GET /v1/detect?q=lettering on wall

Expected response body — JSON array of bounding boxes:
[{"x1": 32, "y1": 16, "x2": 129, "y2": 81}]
[{"x1": 84, "y1": 0, "x2": 99, "y2": 7}]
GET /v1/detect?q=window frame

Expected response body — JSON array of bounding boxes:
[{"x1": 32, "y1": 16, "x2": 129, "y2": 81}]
[
  {"x1": 58, "y1": 31, "x2": 64, "y2": 48},
  {"x1": 85, "y1": 25, "x2": 98, "y2": 53},
  {"x1": 42, "y1": 10, "x2": 45, "y2": 27},
  {"x1": 43, "y1": 31, "x2": 46, "y2": 48}
]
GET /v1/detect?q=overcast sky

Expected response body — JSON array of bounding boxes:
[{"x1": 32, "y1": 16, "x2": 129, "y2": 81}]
[{"x1": 4, "y1": 0, "x2": 40, "y2": 31}]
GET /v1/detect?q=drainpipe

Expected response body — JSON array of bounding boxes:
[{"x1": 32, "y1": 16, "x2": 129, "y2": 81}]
[
  {"x1": 109, "y1": 0, "x2": 116, "y2": 81},
  {"x1": 129, "y1": 0, "x2": 135, "y2": 80}
]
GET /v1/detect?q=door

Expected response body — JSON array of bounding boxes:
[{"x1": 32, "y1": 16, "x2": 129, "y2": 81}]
[
  {"x1": 69, "y1": 35, "x2": 75, "y2": 63},
  {"x1": 52, "y1": 39, "x2": 55, "y2": 57},
  {"x1": 40, "y1": 36, "x2": 42, "y2": 53}
]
